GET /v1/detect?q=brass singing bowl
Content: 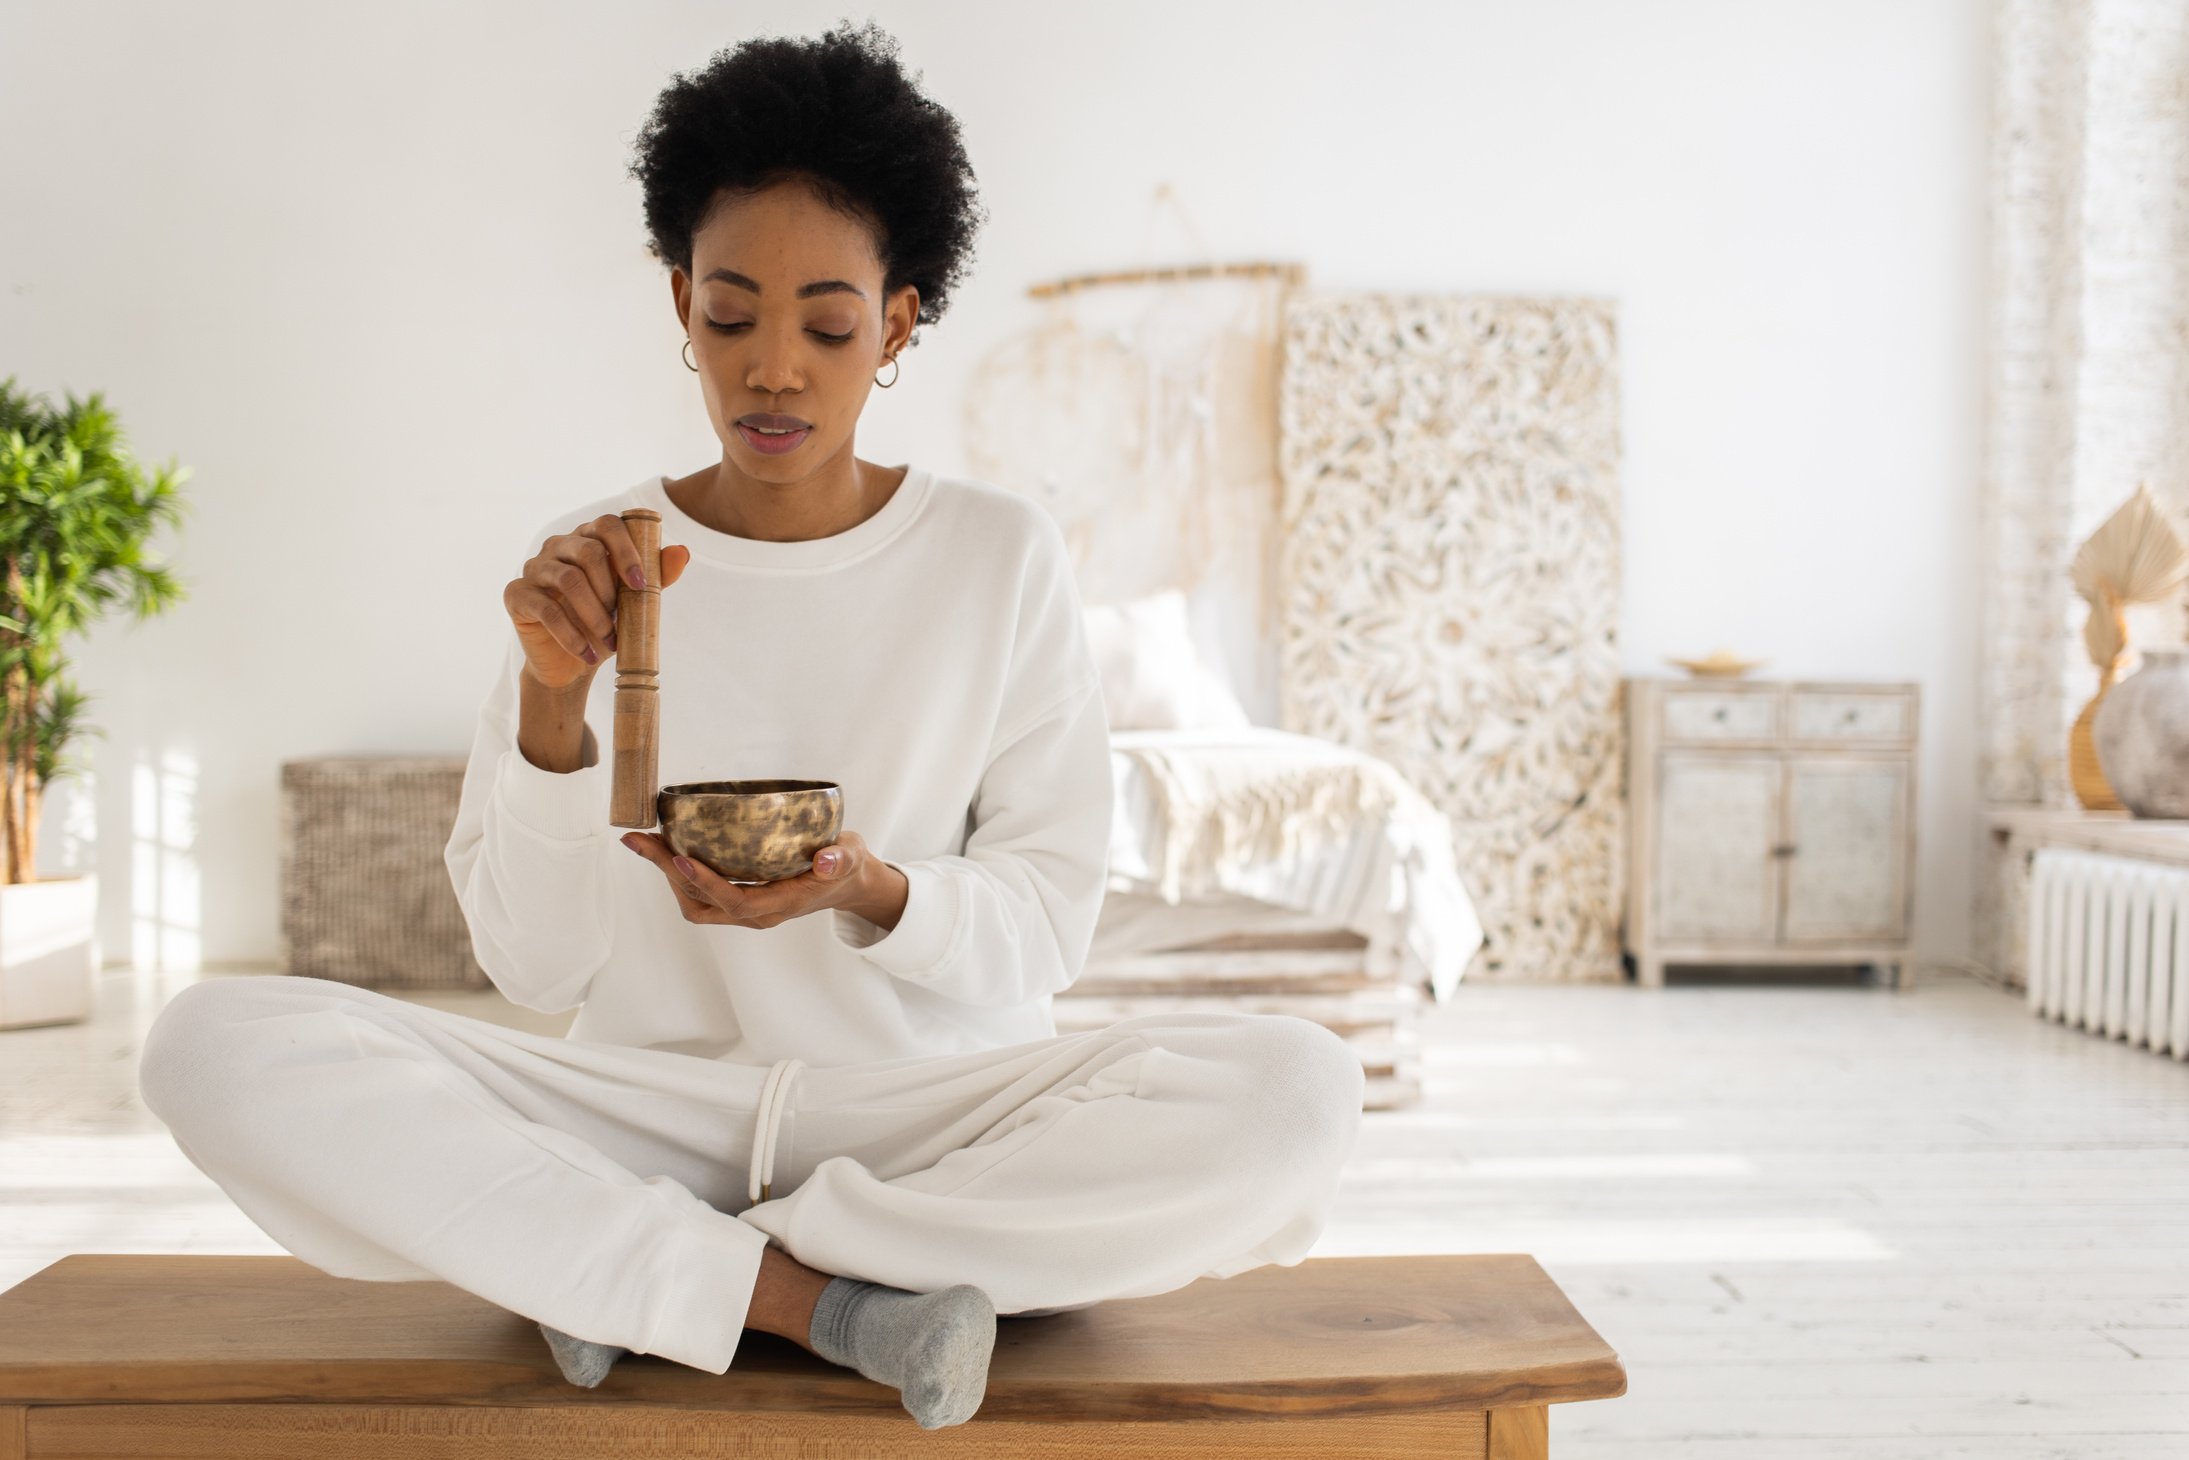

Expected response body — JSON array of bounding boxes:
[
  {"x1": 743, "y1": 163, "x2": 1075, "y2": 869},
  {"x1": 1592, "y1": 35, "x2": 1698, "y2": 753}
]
[{"x1": 656, "y1": 780, "x2": 843, "y2": 884}]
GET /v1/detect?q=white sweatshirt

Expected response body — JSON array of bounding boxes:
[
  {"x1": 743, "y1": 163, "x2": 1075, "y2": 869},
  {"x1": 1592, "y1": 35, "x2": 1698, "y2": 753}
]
[{"x1": 442, "y1": 465, "x2": 1114, "y2": 1067}]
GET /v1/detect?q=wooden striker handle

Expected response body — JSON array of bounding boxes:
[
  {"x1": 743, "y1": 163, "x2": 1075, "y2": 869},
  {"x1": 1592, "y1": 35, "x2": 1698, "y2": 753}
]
[{"x1": 609, "y1": 509, "x2": 662, "y2": 828}]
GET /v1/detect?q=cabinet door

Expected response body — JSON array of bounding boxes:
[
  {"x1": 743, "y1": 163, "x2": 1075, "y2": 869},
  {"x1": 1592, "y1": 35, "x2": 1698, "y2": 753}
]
[
  {"x1": 1655, "y1": 754, "x2": 1781, "y2": 943},
  {"x1": 1780, "y1": 757, "x2": 1910, "y2": 943}
]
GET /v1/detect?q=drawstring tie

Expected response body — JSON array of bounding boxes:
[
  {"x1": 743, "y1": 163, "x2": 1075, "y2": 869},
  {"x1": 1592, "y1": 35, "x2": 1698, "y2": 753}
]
[{"x1": 748, "y1": 1057, "x2": 806, "y2": 1206}]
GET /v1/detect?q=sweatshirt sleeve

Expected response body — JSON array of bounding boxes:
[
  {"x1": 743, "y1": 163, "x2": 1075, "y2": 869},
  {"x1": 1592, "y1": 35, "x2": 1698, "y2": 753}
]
[
  {"x1": 829, "y1": 512, "x2": 1113, "y2": 1007},
  {"x1": 442, "y1": 632, "x2": 616, "y2": 1013}
]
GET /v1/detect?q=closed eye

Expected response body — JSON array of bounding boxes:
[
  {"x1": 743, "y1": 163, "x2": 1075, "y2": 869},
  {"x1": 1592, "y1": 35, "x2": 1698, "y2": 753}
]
[{"x1": 705, "y1": 322, "x2": 853, "y2": 344}]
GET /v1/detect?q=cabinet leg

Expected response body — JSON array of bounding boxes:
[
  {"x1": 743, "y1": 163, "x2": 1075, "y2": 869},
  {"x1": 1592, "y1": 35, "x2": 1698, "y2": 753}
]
[{"x1": 1639, "y1": 957, "x2": 1664, "y2": 988}]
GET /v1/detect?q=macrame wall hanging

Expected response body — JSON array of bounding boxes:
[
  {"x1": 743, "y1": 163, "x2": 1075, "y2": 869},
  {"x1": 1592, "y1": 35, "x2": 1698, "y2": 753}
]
[
  {"x1": 1277, "y1": 292, "x2": 1626, "y2": 982},
  {"x1": 963, "y1": 185, "x2": 1298, "y2": 720}
]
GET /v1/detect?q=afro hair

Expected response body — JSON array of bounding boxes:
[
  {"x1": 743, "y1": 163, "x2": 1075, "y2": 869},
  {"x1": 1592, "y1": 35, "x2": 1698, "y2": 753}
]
[{"x1": 628, "y1": 19, "x2": 986, "y2": 351}]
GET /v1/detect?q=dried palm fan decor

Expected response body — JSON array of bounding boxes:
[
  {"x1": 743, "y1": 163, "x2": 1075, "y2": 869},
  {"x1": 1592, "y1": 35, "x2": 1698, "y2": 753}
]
[
  {"x1": 1277, "y1": 292, "x2": 1624, "y2": 982},
  {"x1": 2065, "y1": 484, "x2": 2189, "y2": 809}
]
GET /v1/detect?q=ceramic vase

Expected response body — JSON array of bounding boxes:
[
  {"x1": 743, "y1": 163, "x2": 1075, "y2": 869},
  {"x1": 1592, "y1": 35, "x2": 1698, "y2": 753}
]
[{"x1": 2092, "y1": 647, "x2": 2189, "y2": 818}]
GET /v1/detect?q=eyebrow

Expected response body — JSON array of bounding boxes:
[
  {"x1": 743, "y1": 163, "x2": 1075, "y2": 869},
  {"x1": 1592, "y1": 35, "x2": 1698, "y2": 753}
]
[{"x1": 701, "y1": 268, "x2": 867, "y2": 301}]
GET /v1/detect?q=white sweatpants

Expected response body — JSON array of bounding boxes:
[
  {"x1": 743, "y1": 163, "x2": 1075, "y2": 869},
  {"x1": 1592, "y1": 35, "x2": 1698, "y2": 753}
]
[{"x1": 135, "y1": 974, "x2": 1365, "y2": 1375}]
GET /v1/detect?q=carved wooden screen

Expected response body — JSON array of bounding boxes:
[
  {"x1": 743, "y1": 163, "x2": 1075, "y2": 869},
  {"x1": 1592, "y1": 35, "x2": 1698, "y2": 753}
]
[{"x1": 1276, "y1": 292, "x2": 1624, "y2": 981}]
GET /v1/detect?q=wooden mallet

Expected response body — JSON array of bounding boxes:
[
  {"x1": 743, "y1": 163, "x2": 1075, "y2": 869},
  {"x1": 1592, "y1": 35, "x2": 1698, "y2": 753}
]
[{"x1": 609, "y1": 508, "x2": 662, "y2": 828}]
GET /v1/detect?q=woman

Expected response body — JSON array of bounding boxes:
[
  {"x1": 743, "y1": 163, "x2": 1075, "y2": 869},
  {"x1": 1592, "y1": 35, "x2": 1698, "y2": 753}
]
[{"x1": 137, "y1": 21, "x2": 1363, "y2": 1431}]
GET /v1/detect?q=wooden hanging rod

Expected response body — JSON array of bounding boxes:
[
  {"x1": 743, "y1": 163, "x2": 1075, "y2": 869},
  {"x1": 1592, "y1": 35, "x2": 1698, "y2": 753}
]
[{"x1": 1026, "y1": 260, "x2": 1306, "y2": 300}]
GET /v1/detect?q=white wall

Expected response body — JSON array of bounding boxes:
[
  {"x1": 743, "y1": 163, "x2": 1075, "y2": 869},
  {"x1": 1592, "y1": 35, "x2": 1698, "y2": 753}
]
[{"x1": 0, "y1": 0, "x2": 1989, "y2": 974}]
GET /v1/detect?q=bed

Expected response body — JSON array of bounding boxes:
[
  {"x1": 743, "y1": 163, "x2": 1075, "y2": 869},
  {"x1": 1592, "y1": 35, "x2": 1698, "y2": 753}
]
[{"x1": 1053, "y1": 718, "x2": 1484, "y2": 1110}]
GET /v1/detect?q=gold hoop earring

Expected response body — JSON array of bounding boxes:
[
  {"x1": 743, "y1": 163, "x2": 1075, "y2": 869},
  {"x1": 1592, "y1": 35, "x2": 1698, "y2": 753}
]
[
  {"x1": 681, "y1": 337, "x2": 698, "y2": 372},
  {"x1": 874, "y1": 355, "x2": 900, "y2": 389}
]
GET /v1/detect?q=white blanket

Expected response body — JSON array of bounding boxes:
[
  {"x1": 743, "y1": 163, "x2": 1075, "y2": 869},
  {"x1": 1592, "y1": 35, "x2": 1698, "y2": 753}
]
[{"x1": 1105, "y1": 727, "x2": 1484, "y2": 1002}]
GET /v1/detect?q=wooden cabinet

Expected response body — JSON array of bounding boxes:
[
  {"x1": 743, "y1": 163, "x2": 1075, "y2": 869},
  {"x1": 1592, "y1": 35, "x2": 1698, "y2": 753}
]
[{"x1": 1624, "y1": 678, "x2": 1918, "y2": 987}]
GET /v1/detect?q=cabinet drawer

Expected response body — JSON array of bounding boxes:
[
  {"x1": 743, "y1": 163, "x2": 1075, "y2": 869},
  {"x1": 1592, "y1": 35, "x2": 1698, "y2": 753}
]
[
  {"x1": 1661, "y1": 689, "x2": 1779, "y2": 743},
  {"x1": 1789, "y1": 690, "x2": 1913, "y2": 744}
]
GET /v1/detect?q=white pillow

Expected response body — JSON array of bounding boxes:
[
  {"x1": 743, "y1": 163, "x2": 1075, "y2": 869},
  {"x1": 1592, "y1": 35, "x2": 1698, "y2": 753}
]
[{"x1": 1081, "y1": 588, "x2": 1252, "y2": 731}]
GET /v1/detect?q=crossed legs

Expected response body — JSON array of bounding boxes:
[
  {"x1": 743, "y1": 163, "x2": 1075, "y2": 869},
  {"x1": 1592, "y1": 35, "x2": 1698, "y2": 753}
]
[{"x1": 137, "y1": 974, "x2": 1365, "y2": 1407}]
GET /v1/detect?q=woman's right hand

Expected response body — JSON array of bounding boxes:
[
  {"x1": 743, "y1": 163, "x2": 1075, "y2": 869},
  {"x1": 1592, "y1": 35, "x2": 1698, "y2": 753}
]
[{"x1": 504, "y1": 514, "x2": 691, "y2": 690}]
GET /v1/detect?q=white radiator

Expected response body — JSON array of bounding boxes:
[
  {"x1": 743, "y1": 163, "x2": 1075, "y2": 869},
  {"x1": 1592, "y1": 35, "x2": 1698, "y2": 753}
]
[{"x1": 2026, "y1": 848, "x2": 2189, "y2": 1059}]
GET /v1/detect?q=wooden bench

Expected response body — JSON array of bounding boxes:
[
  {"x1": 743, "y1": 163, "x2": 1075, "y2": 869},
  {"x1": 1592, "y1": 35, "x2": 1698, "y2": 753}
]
[{"x1": 0, "y1": 1252, "x2": 1624, "y2": 1458}]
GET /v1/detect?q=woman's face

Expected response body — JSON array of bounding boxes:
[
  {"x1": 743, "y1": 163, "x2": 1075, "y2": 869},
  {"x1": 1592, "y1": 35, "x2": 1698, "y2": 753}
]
[{"x1": 671, "y1": 177, "x2": 919, "y2": 483}]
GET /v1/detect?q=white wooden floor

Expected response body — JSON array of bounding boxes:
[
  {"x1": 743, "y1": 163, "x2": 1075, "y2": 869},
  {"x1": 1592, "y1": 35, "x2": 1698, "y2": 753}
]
[{"x1": 3, "y1": 964, "x2": 2186, "y2": 1456}]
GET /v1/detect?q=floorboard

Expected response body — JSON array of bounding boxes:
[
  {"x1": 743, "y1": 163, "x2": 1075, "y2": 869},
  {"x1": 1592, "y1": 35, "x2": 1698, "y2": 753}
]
[{"x1": 3, "y1": 964, "x2": 2184, "y2": 1455}]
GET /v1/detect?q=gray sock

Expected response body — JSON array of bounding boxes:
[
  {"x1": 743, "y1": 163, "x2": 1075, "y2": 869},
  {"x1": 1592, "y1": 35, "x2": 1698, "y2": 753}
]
[
  {"x1": 806, "y1": 1277, "x2": 997, "y2": 1429},
  {"x1": 538, "y1": 1320, "x2": 626, "y2": 1388}
]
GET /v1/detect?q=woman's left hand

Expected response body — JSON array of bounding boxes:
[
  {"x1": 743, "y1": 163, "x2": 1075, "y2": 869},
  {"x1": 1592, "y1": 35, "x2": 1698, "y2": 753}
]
[{"x1": 620, "y1": 828, "x2": 881, "y2": 929}]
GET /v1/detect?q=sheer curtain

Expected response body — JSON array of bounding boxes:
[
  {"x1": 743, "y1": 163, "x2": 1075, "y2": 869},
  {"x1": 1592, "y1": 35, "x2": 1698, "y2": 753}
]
[{"x1": 1981, "y1": 0, "x2": 2189, "y2": 808}]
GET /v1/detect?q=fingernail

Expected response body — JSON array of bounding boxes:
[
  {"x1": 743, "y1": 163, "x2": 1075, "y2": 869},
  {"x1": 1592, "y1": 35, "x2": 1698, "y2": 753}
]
[
  {"x1": 604, "y1": 630, "x2": 617, "y2": 652},
  {"x1": 625, "y1": 566, "x2": 645, "y2": 589},
  {"x1": 580, "y1": 645, "x2": 598, "y2": 664},
  {"x1": 620, "y1": 834, "x2": 641, "y2": 851},
  {"x1": 674, "y1": 856, "x2": 696, "y2": 878},
  {"x1": 816, "y1": 851, "x2": 839, "y2": 872}
]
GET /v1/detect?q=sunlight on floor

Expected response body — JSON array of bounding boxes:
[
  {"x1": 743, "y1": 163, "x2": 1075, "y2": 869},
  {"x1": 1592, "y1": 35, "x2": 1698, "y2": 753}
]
[{"x1": 3, "y1": 970, "x2": 2184, "y2": 1455}]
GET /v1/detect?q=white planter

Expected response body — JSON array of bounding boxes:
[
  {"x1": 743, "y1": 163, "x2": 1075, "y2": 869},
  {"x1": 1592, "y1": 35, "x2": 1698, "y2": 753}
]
[{"x1": 0, "y1": 872, "x2": 100, "y2": 1030}]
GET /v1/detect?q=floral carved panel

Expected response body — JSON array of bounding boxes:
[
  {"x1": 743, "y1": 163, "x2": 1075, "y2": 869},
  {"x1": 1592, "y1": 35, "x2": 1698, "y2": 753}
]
[{"x1": 1276, "y1": 292, "x2": 1624, "y2": 981}]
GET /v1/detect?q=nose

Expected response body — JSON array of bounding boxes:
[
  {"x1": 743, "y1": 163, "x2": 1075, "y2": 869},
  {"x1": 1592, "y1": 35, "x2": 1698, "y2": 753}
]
[{"x1": 742, "y1": 322, "x2": 806, "y2": 396}]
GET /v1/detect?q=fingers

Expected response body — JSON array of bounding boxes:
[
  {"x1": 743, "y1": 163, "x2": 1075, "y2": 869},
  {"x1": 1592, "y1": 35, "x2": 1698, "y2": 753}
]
[
  {"x1": 668, "y1": 847, "x2": 744, "y2": 908},
  {"x1": 550, "y1": 532, "x2": 620, "y2": 627},
  {"x1": 507, "y1": 518, "x2": 683, "y2": 684},
  {"x1": 615, "y1": 831, "x2": 844, "y2": 929},
  {"x1": 617, "y1": 832, "x2": 717, "y2": 919},
  {"x1": 811, "y1": 830, "x2": 864, "y2": 881},
  {"x1": 586, "y1": 513, "x2": 656, "y2": 594},
  {"x1": 619, "y1": 831, "x2": 757, "y2": 924},
  {"x1": 569, "y1": 520, "x2": 687, "y2": 633},
  {"x1": 516, "y1": 519, "x2": 682, "y2": 663},
  {"x1": 519, "y1": 552, "x2": 615, "y2": 656},
  {"x1": 503, "y1": 579, "x2": 605, "y2": 666}
]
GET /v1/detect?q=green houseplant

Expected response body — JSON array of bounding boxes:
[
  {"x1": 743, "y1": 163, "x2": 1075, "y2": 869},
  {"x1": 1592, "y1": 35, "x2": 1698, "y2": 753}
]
[{"x1": 0, "y1": 377, "x2": 188, "y2": 1027}]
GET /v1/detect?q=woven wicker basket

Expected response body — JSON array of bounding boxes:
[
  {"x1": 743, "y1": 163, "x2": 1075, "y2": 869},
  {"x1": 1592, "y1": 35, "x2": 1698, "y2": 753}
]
[{"x1": 279, "y1": 758, "x2": 487, "y2": 990}]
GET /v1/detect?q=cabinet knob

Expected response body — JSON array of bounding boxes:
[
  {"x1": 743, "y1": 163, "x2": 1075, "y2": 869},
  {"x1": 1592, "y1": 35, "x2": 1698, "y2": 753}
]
[
  {"x1": 1713, "y1": 707, "x2": 1727, "y2": 721},
  {"x1": 1771, "y1": 843, "x2": 1799, "y2": 857}
]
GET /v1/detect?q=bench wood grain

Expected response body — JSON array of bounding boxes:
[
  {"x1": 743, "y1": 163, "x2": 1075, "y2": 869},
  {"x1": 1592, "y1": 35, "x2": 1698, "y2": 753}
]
[{"x1": 0, "y1": 1251, "x2": 1624, "y2": 1458}]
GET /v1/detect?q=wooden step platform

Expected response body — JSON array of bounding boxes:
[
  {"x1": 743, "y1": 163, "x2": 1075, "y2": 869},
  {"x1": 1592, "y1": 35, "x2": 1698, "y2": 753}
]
[{"x1": 0, "y1": 1251, "x2": 1624, "y2": 1458}]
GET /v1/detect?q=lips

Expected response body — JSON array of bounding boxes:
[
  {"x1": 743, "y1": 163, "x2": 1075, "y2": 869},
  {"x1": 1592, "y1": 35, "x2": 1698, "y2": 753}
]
[{"x1": 737, "y1": 421, "x2": 810, "y2": 455}]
